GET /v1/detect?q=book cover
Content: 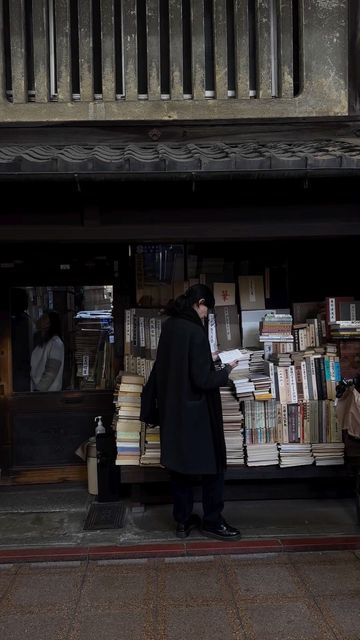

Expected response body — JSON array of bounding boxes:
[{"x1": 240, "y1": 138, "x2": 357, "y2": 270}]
[
  {"x1": 215, "y1": 305, "x2": 241, "y2": 350},
  {"x1": 213, "y1": 282, "x2": 236, "y2": 306}
]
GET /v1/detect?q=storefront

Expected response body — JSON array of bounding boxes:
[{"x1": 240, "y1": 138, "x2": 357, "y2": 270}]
[{"x1": 1, "y1": 132, "x2": 360, "y2": 491}]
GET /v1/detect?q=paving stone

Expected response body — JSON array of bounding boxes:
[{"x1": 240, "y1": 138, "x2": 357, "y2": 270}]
[
  {"x1": 0, "y1": 613, "x2": 70, "y2": 640},
  {"x1": 159, "y1": 559, "x2": 227, "y2": 603},
  {"x1": 68, "y1": 610, "x2": 149, "y2": 640},
  {"x1": 164, "y1": 604, "x2": 245, "y2": 640},
  {"x1": 231, "y1": 563, "x2": 305, "y2": 599},
  {"x1": 289, "y1": 551, "x2": 358, "y2": 564},
  {"x1": 0, "y1": 574, "x2": 13, "y2": 600},
  {"x1": 2, "y1": 571, "x2": 83, "y2": 613},
  {"x1": 80, "y1": 565, "x2": 155, "y2": 608},
  {"x1": 317, "y1": 595, "x2": 360, "y2": 640},
  {"x1": 240, "y1": 600, "x2": 335, "y2": 640},
  {"x1": 293, "y1": 562, "x2": 360, "y2": 595}
]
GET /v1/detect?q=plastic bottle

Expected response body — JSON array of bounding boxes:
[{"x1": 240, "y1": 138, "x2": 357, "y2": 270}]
[{"x1": 95, "y1": 415, "x2": 105, "y2": 435}]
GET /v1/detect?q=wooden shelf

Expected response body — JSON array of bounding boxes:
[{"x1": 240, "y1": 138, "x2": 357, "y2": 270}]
[{"x1": 119, "y1": 463, "x2": 352, "y2": 484}]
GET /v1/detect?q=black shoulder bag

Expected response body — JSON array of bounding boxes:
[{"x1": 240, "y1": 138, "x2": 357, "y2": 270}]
[{"x1": 140, "y1": 363, "x2": 159, "y2": 426}]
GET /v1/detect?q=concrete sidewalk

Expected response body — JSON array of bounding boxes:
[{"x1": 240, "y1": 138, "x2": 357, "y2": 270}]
[
  {"x1": 1, "y1": 483, "x2": 360, "y2": 639},
  {"x1": 0, "y1": 483, "x2": 360, "y2": 562},
  {"x1": 1, "y1": 550, "x2": 360, "y2": 640}
]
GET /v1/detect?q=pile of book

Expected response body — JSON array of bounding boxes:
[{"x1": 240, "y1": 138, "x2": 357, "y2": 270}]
[
  {"x1": 124, "y1": 308, "x2": 166, "y2": 382},
  {"x1": 140, "y1": 426, "x2": 161, "y2": 465},
  {"x1": 293, "y1": 317, "x2": 326, "y2": 351},
  {"x1": 228, "y1": 349, "x2": 272, "y2": 401},
  {"x1": 246, "y1": 443, "x2": 279, "y2": 466},
  {"x1": 74, "y1": 314, "x2": 114, "y2": 389},
  {"x1": 312, "y1": 442, "x2": 345, "y2": 465},
  {"x1": 259, "y1": 313, "x2": 294, "y2": 344},
  {"x1": 114, "y1": 373, "x2": 144, "y2": 466},
  {"x1": 220, "y1": 387, "x2": 245, "y2": 465},
  {"x1": 264, "y1": 347, "x2": 340, "y2": 404},
  {"x1": 278, "y1": 443, "x2": 314, "y2": 467},
  {"x1": 329, "y1": 321, "x2": 360, "y2": 339}
]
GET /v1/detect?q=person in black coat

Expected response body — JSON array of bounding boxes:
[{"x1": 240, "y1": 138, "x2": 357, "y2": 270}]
[{"x1": 153, "y1": 284, "x2": 241, "y2": 541}]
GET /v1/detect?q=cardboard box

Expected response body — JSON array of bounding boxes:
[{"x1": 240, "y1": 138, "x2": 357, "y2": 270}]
[{"x1": 238, "y1": 276, "x2": 265, "y2": 310}]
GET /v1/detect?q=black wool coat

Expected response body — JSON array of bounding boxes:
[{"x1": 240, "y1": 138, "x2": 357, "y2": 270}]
[{"x1": 154, "y1": 309, "x2": 229, "y2": 475}]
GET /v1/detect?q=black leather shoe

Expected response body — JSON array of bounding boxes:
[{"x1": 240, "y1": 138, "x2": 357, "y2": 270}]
[
  {"x1": 201, "y1": 519, "x2": 241, "y2": 541},
  {"x1": 176, "y1": 514, "x2": 202, "y2": 539}
]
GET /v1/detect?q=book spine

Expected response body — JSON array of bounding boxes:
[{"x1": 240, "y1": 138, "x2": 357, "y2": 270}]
[
  {"x1": 268, "y1": 361, "x2": 276, "y2": 399},
  {"x1": 324, "y1": 355, "x2": 332, "y2": 400},
  {"x1": 155, "y1": 318, "x2": 162, "y2": 349},
  {"x1": 293, "y1": 328, "x2": 300, "y2": 352},
  {"x1": 310, "y1": 357, "x2": 318, "y2": 400},
  {"x1": 275, "y1": 402, "x2": 283, "y2": 442},
  {"x1": 139, "y1": 316, "x2": 146, "y2": 357},
  {"x1": 125, "y1": 309, "x2": 131, "y2": 355},
  {"x1": 263, "y1": 341, "x2": 273, "y2": 360},
  {"x1": 208, "y1": 312, "x2": 218, "y2": 353},
  {"x1": 277, "y1": 367, "x2": 288, "y2": 404},
  {"x1": 144, "y1": 316, "x2": 151, "y2": 359},
  {"x1": 281, "y1": 403, "x2": 289, "y2": 443},
  {"x1": 288, "y1": 365, "x2": 298, "y2": 403},
  {"x1": 294, "y1": 362, "x2": 304, "y2": 401},
  {"x1": 287, "y1": 404, "x2": 299, "y2": 443},
  {"x1": 327, "y1": 297, "x2": 337, "y2": 323},
  {"x1": 150, "y1": 317, "x2": 157, "y2": 359},
  {"x1": 319, "y1": 357, "x2": 327, "y2": 400},
  {"x1": 301, "y1": 361, "x2": 309, "y2": 401},
  {"x1": 308, "y1": 321, "x2": 316, "y2": 347},
  {"x1": 298, "y1": 402, "x2": 304, "y2": 443},
  {"x1": 299, "y1": 328, "x2": 307, "y2": 351}
]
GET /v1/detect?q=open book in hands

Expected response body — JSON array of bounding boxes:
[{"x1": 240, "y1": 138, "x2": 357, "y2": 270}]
[{"x1": 218, "y1": 349, "x2": 244, "y2": 365}]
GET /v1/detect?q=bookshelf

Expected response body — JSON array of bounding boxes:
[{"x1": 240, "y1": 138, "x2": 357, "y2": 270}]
[{"x1": 116, "y1": 244, "x2": 360, "y2": 489}]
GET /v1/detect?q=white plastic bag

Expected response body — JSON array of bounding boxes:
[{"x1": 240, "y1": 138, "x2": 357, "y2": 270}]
[{"x1": 336, "y1": 387, "x2": 360, "y2": 439}]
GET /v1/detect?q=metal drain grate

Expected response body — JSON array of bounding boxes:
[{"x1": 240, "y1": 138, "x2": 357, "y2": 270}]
[{"x1": 83, "y1": 502, "x2": 126, "y2": 531}]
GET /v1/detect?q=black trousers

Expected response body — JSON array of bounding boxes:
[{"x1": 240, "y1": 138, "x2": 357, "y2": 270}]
[{"x1": 170, "y1": 471, "x2": 224, "y2": 526}]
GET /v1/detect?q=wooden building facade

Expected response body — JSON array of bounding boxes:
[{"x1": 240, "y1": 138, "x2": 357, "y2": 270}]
[{"x1": 0, "y1": 0, "x2": 360, "y2": 486}]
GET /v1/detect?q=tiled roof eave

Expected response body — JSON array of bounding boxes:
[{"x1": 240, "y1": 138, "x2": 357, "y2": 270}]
[{"x1": 0, "y1": 140, "x2": 359, "y2": 177}]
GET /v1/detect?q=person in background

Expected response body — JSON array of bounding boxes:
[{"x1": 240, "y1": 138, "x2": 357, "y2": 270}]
[
  {"x1": 154, "y1": 284, "x2": 241, "y2": 541},
  {"x1": 30, "y1": 311, "x2": 64, "y2": 392},
  {"x1": 11, "y1": 288, "x2": 32, "y2": 392}
]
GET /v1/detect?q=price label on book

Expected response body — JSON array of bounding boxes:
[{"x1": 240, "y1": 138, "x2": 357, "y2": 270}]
[{"x1": 82, "y1": 354, "x2": 89, "y2": 377}]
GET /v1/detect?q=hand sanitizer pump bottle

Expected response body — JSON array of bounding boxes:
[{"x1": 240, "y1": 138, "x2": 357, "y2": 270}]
[{"x1": 95, "y1": 416, "x2": 106, "y2": 435}]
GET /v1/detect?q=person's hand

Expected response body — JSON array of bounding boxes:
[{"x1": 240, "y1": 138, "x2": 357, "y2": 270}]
[{"x1": 228, "y1": 360, "x2": 239, "y2": 370}]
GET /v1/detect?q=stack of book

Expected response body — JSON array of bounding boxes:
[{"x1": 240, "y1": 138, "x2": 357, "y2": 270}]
[
  {"x1": 230, "y1": 376, "x2": 255, "y2": 399},
  {"x1": 248, "y1": 349, "x2": 266, "y2": 374},
  {"x1": 264, "y1": 348, "x2": 341, "y2": 404},
  {"x1": 329, "y1": 321, "x2": 360, "y2": 339},
  {"x1": 293, "y1": 317, "x2": 326, "y2": 351},
  {"x1": 246, "y1": 443, "x2": 279, "y2": 466},
  {"x1": 312, "y1": 442, "x2": 345, "y2": 465},
  {"x1": 260, "y1": 313, "x2": 294, "y2": 358},
  {"x1": 251, "y1": 374, "x2": 272, "y2": 400},
  {"x1": 278, "y1": 443, "x2": 314, "y2": 467},
  {"x1": 124, "y1": 308, "x2": 166, "y2": 382},
  {"x1": 114, "y1": 374, "x2": 144, "y2": 466},
  {"x1": 228, "y1": 350, "x2": 254, "y2": 399},
  {"x1": 74, "y1": 314, "x2": 114, "y2": 389},
  {"x1": 220, "y1": 387, "x2": 245, "y2": 465},
  {"x1": 140, "y1": 426, "x2": 161, "y2": 466}
]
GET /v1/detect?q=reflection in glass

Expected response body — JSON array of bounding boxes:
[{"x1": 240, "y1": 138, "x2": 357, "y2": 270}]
[{"x1": 11, "y1": 285, "x2": 114, "y2": 392}]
